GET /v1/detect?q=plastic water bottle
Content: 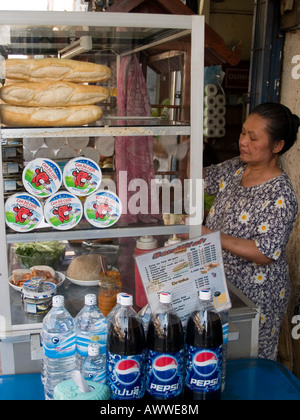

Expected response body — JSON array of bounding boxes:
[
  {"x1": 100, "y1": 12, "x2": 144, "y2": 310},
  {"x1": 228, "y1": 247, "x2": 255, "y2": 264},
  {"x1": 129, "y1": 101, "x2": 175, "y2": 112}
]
[
  {"x1": 220, "y1": 310, "x2": 229, "y2": 391},
  {"x1": 82, "y1": 342, "x2": 106, "y2": 384},
  {"x1": 106, "y1": 293, "x2": 146, "y2": 400},
  {"x1": 75, "y1": 294, "x2": 107, "y2": 370},
  {"x1": 106, "y1": 292, "x2": 122, "y2": 329},
  {"x1": 146, "y1": 291, "x2": 184, "y2": 400},
  {"x1": 185, "y1": 289, "x2": 223, "y2": 400},
  {"x1": 42, "y1": 295, "x2": 77, "y2": 400}
]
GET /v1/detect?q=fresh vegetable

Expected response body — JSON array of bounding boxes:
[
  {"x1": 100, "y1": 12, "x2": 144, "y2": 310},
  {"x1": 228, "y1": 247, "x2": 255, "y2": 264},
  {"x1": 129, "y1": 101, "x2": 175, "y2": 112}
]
[{"x1": 13, "y1": 241, "x2": 66, "y2": 269}]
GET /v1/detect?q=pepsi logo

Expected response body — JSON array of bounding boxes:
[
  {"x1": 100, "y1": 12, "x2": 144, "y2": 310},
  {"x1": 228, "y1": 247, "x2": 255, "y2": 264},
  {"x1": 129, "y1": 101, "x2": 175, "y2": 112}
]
[
  {"x1": 193, "y1": 350, "x2": 218, "y2": 377},
  {"x1": 115, "y1": 359, "x2": 140, "y2": 385},
  {"x1": 153, "y1": 356, "x2": 178, "y2": 382}
]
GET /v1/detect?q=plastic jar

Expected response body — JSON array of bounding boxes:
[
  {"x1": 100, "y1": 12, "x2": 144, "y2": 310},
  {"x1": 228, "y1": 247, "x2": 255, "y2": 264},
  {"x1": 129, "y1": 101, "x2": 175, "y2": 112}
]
[
  {"x1": 22, "y1": 279, "x2": 56, "y2": 316},
  {"x1": 134, "y1": 235, "x2": 158, "y2": 309}
]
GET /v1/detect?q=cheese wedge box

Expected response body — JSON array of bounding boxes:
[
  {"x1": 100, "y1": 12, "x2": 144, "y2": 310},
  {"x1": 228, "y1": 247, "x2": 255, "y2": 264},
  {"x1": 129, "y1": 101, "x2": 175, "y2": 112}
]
[
  {"x1": 22, "y1": 158, "x2": 62, "y2": 198},
  {"x1": 5, "y1": 192, "x2": 43, "y2": 232},
  {"x1": 84, "y1": 190, "x2": 122, "y2": 228},
  {"x1": 44, "y1": 191, "x2": 83, "y2": 230},
  {"x1": 63, "y1": 157, "x2": 102, "y2": 196}
]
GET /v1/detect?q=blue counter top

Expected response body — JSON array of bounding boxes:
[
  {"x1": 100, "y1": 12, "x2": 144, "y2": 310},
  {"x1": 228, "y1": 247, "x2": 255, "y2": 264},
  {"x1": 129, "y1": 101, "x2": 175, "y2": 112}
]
[{"x1": 1, "y1": 358, "x2": 300, "y2": 400}]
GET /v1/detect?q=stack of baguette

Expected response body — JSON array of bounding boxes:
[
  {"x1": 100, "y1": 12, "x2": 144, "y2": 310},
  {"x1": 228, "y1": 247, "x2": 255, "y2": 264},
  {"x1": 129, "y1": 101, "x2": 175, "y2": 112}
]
[{"x1": 0, "y1": 58, "x2": 111, "y2": 127}]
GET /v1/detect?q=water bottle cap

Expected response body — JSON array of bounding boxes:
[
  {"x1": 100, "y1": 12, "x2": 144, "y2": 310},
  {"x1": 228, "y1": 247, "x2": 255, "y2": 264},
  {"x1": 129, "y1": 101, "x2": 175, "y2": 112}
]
[
  {"x1": 119, "y1": 293, "x2": 133, "y2": 306},
  {"x1": 136, "y1": 235, "x2": 157, "y2": 249},
  {"x1": 199, "y1": 289, "x2": 211, "y2": 300},
  {"x1": 87, "y1": 342, "x2": 100, "y2": 356},
  {"x1": 85, "y1": 294, "x2": 96, "y2": 305},
  {"x1": 159, "y1": 291, "x2": 172, "y2": 303},
  {"x1": 52, "y1": 295, "x2": 64, "y2": 307},
  {"x1": 116, "y1": 292, "x2": 123, "y2": 304}
]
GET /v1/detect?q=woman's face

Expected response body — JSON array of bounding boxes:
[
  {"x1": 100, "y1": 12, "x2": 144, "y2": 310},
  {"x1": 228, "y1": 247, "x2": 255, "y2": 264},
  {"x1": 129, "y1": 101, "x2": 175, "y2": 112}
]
[{"x1": 239, "y1": 113, "x2": 280, "y2": 165}]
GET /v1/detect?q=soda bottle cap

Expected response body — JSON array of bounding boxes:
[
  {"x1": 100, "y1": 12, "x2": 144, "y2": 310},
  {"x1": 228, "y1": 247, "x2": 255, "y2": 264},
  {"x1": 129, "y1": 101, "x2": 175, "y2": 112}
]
[
  {"x1": 120, "y1": 293, "x2": 133, "y2": 306},
  {"x1": 85, "y1": 294, "x2": 96, "y2": 306},
  {"x1": 159, "y1": 291, "x2": 172, "y2": 303},
  {"x1": 199, "y1": 289, "x2": 212, "y2": 300},
  {"x1": 52, "y1": 295, "x2": 64, "y2": 307},
  {"x1": 87, "y1": 342, "x2": 100, "y2": 356},
  {"x1": 136, "y1": 235, "x2": 157, "y2": 249}
]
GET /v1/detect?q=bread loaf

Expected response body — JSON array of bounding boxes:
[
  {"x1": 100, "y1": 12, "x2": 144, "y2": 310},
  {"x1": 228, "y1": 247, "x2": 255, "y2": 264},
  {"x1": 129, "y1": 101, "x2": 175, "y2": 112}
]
[
  {"x1": 0, "y1": 81, "x2": 109, "y2": 106},
  {"x1": 5, "y1": 58, "x2": 111, "y2": 83},
  {"x1": 0, "y1": 104, "x2": 103, "y2": 127}
]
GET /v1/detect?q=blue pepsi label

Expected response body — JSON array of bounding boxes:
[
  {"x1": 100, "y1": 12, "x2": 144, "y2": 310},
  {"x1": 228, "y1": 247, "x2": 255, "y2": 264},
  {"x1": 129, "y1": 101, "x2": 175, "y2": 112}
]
[
  {"x1": 106, "y1": 351, "x2": 145, "y2": 400},
  {"x1": 146, "y1": 349, "x2": 184, "y2": 398},
  {"x1": 185, "y1": 345, "x2": 222, "y2": 393}
]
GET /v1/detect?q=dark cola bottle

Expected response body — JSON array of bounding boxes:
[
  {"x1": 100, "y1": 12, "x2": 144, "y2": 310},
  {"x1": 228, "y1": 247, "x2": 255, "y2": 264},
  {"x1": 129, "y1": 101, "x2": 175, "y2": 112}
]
[
  {"x1": 185, "y1": 289, "x2": 223, "y2": 400},
  {"x1": 146, "y1": 291, "x2": 184, "y2": 400},
  {"x1": 106, "y1": 293, "x2": 146, "y2": 400}
]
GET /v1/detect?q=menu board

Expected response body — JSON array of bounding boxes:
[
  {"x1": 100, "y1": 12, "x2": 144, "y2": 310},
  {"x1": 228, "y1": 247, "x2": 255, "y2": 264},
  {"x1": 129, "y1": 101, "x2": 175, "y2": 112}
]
[{"x1": 135, "y1": 232, "x2": 231, "y2": 326}]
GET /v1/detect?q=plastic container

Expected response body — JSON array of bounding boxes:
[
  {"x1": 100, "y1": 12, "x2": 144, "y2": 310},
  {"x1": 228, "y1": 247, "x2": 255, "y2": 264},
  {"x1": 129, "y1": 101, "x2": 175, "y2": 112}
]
[
  {"x1": 75, "y1": 294, "x2": 107, "y2": 370},
  {"x1": 44, "y1": 191, "x2": 83, "y2": 230},
  {"x1": 41, "y1": 295, "x2": 77, "y2": 400},
  {"x1": 5, "y1": 192, "x2": 43, "y2": 232},
  {"x1": 164, "y1": 234, "x2": 182, "y2": 247},
  {"x1": 134, "y1": 236, "x2": 157, "y2": 308},
  {"x1": 84, "y1": 190, "x2": 122, "y2": 228},
  {"x1": 82, "y1": 342, "x2": 106, "y2": 384},
  {"x1": 146, "y1": 292, "x2": 184, "y2": 400},
  {"x1": 106, "y1": 293, "x2": 146, "y2": 400},
  {"x1": 22, "y1": 158, "x2": 62, "y2": 198},
  {"x1": 22, "y1": 278, "x2": 56, "y2": 316},
  {"x1": 63, "y1": 156, "x2": 102, "y2": 196}
]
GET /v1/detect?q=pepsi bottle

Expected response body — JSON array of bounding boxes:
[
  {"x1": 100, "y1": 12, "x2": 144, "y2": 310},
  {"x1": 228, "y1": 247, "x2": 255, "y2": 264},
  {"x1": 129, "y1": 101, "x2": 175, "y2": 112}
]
[
  {"x1": 185, "y1": 289, "x2": 223, "y2": 400},
  {"x1": 146, "y1": 292, "x2": 184, "y2": 400},
  {"x1": 106, "y1": 293, "x2": 146, "y2": 400}
]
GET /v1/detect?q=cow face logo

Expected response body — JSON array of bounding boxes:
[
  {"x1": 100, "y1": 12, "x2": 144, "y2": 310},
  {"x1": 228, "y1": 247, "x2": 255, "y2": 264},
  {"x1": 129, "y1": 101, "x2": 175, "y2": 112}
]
[
  {"x1": 93, "y1": 200, "x2": 112, "y2": 220},
  {"x1": 52, "y1": 204, "x2": 73, "y2": 223},
  {"x1": 13, "y1": 205, "x2": 33, "y2": 224},
  {"x1": 32, "y1": 167, "x2": 51, "y2": 188},
  {"x1": 72, "y1": 168, "x2": 92, "y2": 188}
]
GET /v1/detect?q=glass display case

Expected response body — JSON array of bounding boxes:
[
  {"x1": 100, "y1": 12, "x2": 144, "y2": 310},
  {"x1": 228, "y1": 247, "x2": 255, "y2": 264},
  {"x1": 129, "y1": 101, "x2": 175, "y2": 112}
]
[{"x1": 0, "y1": 11, "x2": 204, "y2": 374}]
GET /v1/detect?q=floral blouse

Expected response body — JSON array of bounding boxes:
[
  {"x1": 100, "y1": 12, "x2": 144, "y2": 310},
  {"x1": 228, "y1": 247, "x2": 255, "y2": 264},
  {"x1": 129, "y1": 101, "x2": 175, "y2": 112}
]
[{"x1": 205, "y1": 156, "x2": 298, "y2": 359}]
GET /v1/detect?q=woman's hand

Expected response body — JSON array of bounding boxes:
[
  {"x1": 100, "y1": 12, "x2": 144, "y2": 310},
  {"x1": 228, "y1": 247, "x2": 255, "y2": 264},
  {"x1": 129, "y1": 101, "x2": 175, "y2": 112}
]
[{"x1": 201, "y1": 225, "x2": 212, "y2": 236}]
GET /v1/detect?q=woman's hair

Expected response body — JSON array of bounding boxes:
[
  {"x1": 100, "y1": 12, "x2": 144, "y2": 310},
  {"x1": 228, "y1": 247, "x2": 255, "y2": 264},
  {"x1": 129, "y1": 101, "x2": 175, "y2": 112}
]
[{"x1": 250, "y1": 102, "x2": 300, "y2": 154}]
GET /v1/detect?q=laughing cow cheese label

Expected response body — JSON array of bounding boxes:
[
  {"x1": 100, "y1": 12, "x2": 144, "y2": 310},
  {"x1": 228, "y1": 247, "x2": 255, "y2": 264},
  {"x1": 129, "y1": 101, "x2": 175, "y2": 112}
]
[
  {"x1": 63, "y1": 157, "x2": 102, "y2": 197},
  {"x1": 23, "y1": 158, "x2": 62, "y2": 198},
  {"x1": 44, "y1": 191, "x2": 83, "y2": 230},
  {"x1": 84, "y1": 190, "x2": 122, "y2": 228},
  {"x1": 5, "y1": 193, "x2": 43, "y2": 232}
]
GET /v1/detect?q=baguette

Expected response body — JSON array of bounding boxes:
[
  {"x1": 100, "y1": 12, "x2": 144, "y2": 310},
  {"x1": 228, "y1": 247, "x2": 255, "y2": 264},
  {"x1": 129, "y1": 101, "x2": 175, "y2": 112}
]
[
  {"x1": 5, "y1": 58, "x2": 111, "y2": 83},
  {"x1": 0, "y1": 81, "x2": 109, "y2": 107},
  {"x1": 0, "y1": 104, "x2": 103, "y2": 127}
]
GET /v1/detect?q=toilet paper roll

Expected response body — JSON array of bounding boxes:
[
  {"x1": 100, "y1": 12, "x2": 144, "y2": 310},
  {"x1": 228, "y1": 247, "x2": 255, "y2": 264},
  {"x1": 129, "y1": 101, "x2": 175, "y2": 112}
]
[
  {"x1": 216, "y1": 106, "x2": 226, "y2": 116},
  {"x1": 215, "y1": 117, "x2": 226, "y2": 128},
  {"x1": 203, "y1": 117, "x2": 216, "y2": 128},
  {"x1": 215, "y1": 94, "x2": 226, "y2": 106},
  {"x1": 204, "y1": 127, "x2": 216, "y2": 138},
  {"x1": 204, "y1": 95, "x2": 217, "y2": 108},
  {"x1": 204, "y1": 84, "x2": 218, "y2": 96},
  {"x1": 204, "y1": 106, "x2": 217, "y2": 118},
  {"x1": 215, "y1": 127, "x2": 226, "y2": 137}
]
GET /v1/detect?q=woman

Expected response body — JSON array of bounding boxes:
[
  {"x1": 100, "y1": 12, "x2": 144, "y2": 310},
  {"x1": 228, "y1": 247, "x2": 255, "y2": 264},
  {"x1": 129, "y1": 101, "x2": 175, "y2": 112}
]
[{"x1": 202, "y1": 102, "x2": 299, "y2": 359}]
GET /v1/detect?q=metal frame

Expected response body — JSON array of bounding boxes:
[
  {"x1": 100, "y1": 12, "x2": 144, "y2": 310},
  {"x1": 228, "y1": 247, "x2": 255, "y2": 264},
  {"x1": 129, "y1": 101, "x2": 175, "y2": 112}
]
[{"x1": 0, "y1": 11, "x2": 204, "y2": 374}]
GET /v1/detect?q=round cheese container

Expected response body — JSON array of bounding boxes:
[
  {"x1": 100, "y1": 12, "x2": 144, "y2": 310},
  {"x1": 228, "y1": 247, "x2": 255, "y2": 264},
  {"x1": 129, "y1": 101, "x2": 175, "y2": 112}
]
[
  {"x1": 63, "y1": 157, "x2": 102, "y2": 196},
  {"x1": 44, "y1": 191, "x2": 83, "y2": 230},
  {"x1": 84, "y1": 190, "x2": 122, "y2": 228},
  {"x1": 22, "y1": 158, "x2": 62, "y2": 198},
  {"x1": 5, "y1": 193, "x2": 43, "y2": 232},
  {"x1": 21, "y1": 279, "x2": 56, "y2": 316}
]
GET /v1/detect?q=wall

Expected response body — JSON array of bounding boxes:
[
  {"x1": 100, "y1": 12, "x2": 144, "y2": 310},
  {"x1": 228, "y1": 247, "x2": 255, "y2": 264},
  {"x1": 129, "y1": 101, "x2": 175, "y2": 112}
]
[{"x1": 280, "y1": 28, "x2": 300, "y2": 373}]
